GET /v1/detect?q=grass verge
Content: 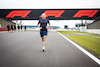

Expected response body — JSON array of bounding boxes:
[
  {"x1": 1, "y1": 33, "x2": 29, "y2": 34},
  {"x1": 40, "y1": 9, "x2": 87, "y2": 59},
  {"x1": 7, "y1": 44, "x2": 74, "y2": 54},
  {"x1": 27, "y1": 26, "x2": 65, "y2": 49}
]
[
  {"x1": 57, "y1": 30, "x2": 98, "y2": 35},
  {"x1": 57, "y1": 30, "x2": 100, "y2": 58},
  {"x1": 67, "y1": 36, "x2": 100, "y2": 58}
]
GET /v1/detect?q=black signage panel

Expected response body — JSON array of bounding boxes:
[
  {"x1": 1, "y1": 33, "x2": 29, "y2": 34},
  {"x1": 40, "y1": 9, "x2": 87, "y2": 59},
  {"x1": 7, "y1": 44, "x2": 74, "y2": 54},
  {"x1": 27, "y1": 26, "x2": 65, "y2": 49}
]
[{"x1": 0, "y1": 9, "x2": 100, "y2": 20}]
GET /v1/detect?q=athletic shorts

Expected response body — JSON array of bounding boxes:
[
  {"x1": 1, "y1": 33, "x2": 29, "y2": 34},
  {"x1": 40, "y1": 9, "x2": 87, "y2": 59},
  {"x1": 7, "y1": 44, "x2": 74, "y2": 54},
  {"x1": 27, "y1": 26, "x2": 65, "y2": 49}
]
[
  {"x1": 40, "y1": 31, "x2": 48, "y2": 37},
  {"x1": 11, "y1": 28, "x2": 13, "y2": 30},
  {"x1": 14, "y1": 27, "x2": 16, "y2": 29}
]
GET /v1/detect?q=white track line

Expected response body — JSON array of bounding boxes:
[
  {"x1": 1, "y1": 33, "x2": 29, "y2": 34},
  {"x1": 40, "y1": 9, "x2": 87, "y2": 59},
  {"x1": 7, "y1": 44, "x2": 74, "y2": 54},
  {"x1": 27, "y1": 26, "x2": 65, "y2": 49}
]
[{"x1": 57, "y1": 32, "x2": 100, "y2": 65}]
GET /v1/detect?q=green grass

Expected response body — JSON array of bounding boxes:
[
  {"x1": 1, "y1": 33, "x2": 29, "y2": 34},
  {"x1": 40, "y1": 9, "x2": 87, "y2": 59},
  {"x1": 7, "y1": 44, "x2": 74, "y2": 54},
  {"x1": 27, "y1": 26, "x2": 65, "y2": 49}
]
[
  {"x1": 57, "y1": 30, "x2": 98, "y2": 35},
  {"x1": 67, "y1": 36, "x2": 100, "y2": 58},
  {"x1": 57, "y1": 30, "x2": 100, "y2": 58},
  {"x1": 0, "y1": 31, "x2": 7, "y2": 32}
]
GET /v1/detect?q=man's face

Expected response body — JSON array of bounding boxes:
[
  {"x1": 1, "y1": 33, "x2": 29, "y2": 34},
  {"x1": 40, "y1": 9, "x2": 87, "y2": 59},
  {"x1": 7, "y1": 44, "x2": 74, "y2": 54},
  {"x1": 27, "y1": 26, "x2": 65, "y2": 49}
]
[{"x1": 42, "y1": 14, "x2": 46, "y2": 20}]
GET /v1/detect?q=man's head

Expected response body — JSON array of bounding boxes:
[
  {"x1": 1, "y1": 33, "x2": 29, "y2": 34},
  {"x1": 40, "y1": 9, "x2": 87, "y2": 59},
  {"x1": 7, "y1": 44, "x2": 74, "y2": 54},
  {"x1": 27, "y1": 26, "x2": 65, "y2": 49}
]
[{"x1": 42, "y1": 13, "x2": 46, "y2": 20}]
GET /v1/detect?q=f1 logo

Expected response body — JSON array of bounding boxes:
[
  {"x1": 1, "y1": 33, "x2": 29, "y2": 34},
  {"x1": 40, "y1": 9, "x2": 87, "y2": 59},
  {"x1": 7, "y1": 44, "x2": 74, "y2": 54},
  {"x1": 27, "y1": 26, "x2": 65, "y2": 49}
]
[
  {"x1": 6, "y1": 10, "x2": 31, "y2": 18},
  {"x1": 73, "y1": 10, "x2": 99, "y2": 17},
  {"x1": 39, "y1": 10, "x2": 65, "y2": 18}
]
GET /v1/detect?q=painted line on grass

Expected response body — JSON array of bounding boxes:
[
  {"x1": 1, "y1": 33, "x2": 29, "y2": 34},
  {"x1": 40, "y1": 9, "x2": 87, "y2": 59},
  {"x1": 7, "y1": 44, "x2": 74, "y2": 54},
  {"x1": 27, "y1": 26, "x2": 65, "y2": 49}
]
[{"x1": 57, "y1": 32, "x2": 100, "y2": 65}]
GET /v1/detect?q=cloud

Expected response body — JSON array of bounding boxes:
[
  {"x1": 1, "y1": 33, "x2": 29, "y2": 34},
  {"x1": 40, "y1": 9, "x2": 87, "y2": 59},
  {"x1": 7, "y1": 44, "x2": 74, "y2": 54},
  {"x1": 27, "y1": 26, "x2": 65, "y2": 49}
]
[{"x1": 0, "y1": 0, "x2": 100, "y2": 9}]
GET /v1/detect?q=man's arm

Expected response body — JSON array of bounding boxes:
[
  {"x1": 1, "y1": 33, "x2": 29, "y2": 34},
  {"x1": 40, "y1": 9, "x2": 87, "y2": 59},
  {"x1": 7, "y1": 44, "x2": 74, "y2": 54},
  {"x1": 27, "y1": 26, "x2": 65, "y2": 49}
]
[
  {"x1": 46, "y1": 20, "x2": 50, "y2": 29},
  {"x1": 37, "y1": 21, "x2": 42, "y2": 30}
]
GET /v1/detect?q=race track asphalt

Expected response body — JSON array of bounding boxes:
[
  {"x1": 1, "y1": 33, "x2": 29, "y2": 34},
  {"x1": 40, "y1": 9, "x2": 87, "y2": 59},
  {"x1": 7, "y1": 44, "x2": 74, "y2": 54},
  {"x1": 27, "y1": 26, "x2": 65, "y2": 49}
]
[{"x1": 0, "y1": 30, "x2": 100, "y2": 67}]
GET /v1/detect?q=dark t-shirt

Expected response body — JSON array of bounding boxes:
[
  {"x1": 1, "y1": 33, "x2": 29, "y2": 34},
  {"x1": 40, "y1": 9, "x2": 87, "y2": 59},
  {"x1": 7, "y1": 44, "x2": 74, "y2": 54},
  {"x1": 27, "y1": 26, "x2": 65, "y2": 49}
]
[
  {"x1": 17, "y1": 26, "x2": 20, "y2": 29},
  {"x1": 7, "y1": 25, "x2": 10, "y2": 29},
  {"x1": 11, "y1": 25, "x2": 13, "y2": 29},
  {"x1": 38, "y1": 19, "x2": 50, "y2": 31}
]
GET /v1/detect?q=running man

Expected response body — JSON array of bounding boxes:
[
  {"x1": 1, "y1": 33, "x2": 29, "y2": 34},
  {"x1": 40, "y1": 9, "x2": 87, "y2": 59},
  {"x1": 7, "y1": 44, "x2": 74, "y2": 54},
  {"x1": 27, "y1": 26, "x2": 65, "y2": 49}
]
[{"x1": 37, "y1": 13, "x2": 50, "y2": 51}]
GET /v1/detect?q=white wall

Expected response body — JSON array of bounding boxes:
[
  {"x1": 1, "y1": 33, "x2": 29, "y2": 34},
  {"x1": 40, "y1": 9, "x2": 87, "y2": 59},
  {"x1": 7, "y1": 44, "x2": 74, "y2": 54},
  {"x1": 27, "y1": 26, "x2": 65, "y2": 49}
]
[
  {"x1": 80, "y1": 26, "x2": 100, "y2": 34},
  {"x1": 86, "y1": 29, "x2": 100, "y2": 34},
  {"x1": 80, "y1": 26, "x2": 86, "y2": 32}
]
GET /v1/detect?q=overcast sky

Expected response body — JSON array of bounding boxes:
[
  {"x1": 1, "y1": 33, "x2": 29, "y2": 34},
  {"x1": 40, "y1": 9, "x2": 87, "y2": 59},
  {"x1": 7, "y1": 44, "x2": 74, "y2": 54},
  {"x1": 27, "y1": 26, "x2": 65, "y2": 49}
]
[
  {"x1": 0, "y1": 0, "x2": 100, "y2": 28},
  {"x1": 0, "y1": 0, "x2": 100, "y2": 9}
]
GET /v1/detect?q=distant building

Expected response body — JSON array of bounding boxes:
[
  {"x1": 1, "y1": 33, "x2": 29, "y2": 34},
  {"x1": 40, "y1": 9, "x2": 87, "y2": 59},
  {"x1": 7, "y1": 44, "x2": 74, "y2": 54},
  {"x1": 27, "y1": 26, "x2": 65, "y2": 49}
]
[
  {"x1": 75, "y1": 24, "x2": 81, "y2": 28},
  {"x1": 23, "y1": 26, "x2": 37, "y2": 29},
  {"x1": 49, "y1": 26, "x2": 60, "y2": 29},
  {"x1": 23, "y1": 26, "x2": 60, "y2": 29},
  {"x1": 87, "y1": 20, "x2": 100, "y2": 29},
  {"x1": 0, "y1": 18, "x2": 15, "y2": 28}
]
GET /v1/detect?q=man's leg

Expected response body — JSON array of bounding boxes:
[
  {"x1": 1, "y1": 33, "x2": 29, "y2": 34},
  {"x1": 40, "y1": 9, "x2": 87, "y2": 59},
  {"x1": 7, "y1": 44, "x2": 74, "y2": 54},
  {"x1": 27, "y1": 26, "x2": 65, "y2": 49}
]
[
  {"x1": 41, "y1": 37, "x2": 43, "y2": 42},
  {"x1": 12, "y1": 29, "x2": 13, "y2": 32},
  {"x1": 15, "y1": 29, "x2": 16, "y2": 32},
  {"x1": 11, "y1": 29, "x2": 12, "y2": 32},
  {"x1": 41, "y1": 37, "x2": 44, "y2": 45},
  {"x1": 8, "y1": 29, "x2": 9, "y2": 33},
  {"x1": 43, "y1": 35, "x2": 47, "y2": 48}
]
